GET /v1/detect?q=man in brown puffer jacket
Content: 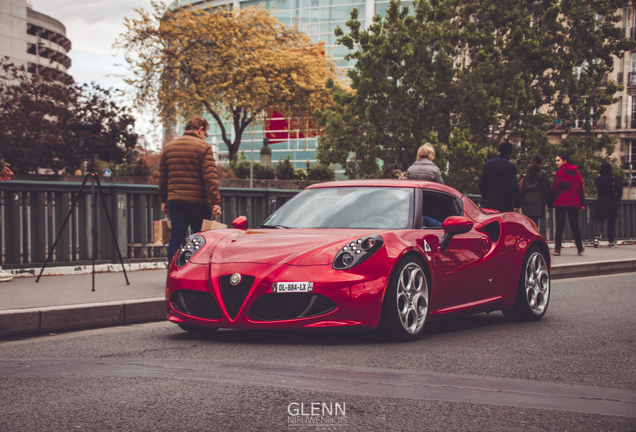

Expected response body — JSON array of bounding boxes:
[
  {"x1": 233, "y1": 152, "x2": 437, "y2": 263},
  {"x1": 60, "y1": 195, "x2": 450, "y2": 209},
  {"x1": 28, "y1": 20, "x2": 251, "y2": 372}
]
[{"x1": 158, "y1": 116, "x2": 222, "y2": 263}]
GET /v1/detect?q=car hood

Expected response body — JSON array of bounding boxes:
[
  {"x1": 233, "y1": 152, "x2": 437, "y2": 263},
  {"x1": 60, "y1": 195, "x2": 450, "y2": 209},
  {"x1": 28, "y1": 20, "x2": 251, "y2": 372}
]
[{"x1": 206, "y1": 229, "x2": 381, "y2": 266}]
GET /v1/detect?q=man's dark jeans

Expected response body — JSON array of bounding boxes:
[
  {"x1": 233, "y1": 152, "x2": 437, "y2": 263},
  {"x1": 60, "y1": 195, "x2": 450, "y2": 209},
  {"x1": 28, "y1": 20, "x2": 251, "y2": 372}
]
[{"x1": 167, "y1": 201, "x2": 212, "y2": 264}]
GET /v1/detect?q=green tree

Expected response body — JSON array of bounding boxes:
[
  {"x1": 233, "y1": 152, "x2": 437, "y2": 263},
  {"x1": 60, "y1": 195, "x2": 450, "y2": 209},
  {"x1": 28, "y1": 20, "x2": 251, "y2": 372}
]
[
  {"x1": 230, "y1": 151, "x2": 252, "y2": 179},
  {"x1": 306, "y1": 160, "x2": 335, "y2": 181},
  {"x1": 255, "y1": 165, "x2": 276, "y2": 179},
  {"x1": 0, "y1": 60, "x2": 136, "y2": 174},
  {"x1": 316, "y1": 0, "x2": 634, "y2": 192},
  {"x1": 275, "y1": 155, "x2": 296, "y2": 180},
  {"x1": 117, "y1": 3, "x2": 337, "y2": 162},
  {"x1": 316, "y1": 2, "x2": 458, "y2": 179}
]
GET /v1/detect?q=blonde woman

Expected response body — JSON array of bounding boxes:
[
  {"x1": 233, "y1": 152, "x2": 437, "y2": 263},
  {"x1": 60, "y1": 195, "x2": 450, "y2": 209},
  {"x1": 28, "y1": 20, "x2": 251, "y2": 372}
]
[{"x1": 405, "y1": 143, "x2": 444, "y2": 183}]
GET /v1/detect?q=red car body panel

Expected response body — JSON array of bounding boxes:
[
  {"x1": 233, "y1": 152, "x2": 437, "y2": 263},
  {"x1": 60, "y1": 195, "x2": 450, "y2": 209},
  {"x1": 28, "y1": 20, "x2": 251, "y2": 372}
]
[{"x1": 165, "y1": 180, "x2": 550, "y2": 330}]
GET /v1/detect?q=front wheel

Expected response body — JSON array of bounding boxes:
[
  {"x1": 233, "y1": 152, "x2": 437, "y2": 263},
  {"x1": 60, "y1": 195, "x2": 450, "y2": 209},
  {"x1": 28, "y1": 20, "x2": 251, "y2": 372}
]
[
  {"x1": 503, "y1": 247, "x2": 550, "y2": 321},
  {"x1": 381, "y1": 257, "x2": 430, "y2": 341}
]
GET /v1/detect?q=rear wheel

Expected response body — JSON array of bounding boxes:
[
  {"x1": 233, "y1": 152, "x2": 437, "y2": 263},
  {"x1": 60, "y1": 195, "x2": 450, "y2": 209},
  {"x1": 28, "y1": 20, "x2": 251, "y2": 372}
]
[
  {"x1": 177, "y1": 323, "x2": 219, "y2": 334},
  {"x1": 382, "y1": 257, "x2": 430, "y2": 342},
  {"x1": 503, "y1": 247, "x2": 550, "y2": 321}
]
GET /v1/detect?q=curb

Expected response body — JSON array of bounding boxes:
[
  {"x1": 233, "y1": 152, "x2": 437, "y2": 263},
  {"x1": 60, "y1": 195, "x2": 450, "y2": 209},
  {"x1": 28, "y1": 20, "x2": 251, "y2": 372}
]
[
  {"x1": 1, "y1": 259, "x2": 635, "y2": 339},
  {"x1": 0, "y1": 298, "x2": 165, "y2": 337},
  {"x1": 6, "y1": 261, "x2": 168, "y2": 278},
  {"x1": 551, "y1": 259, "x2": 636, "y2": 280}
]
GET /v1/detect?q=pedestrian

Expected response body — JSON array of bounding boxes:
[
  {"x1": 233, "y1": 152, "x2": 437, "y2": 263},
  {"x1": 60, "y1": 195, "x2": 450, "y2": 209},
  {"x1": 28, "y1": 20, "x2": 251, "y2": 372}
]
[
  {"x1": 0, "y1": 266, "x2": 13, "y2": 281},
  {"x1": 519, "y1": 154, "x2": 552, "y2": 226},
  {"x1": 0, "y1": 152, "x2": 14, "y2": 281},
  {"x1": 478, "y1": 141, "x2": 521, "y2": 212},
  {"x1": 593, "y1": 162, "x2": 623, "y2": 248},
  {"x1": 158, "y1": 116, "x2": 222, "y2": 264},
  {"x1": 551, "y1": 152, "x2": 586, "y2": 256},
  {"x1": 405, "y1": 143, "x2": 444, "y2": 183},
  {"x1": 0, "y1": 151, "x2": 13, "y2": 181}
]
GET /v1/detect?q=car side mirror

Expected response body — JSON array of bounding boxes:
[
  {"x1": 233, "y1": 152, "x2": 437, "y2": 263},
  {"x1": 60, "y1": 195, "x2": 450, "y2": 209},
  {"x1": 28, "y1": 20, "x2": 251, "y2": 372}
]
[
  {"x1": 440, "y1": 216, "x2": 473, "y2": 251},
  {"x1": 232, "y1": 216, "x2": 247, "y2": 230},
  {"x1": 442, "y1": 216, "x2": 473, "y2": 235}
]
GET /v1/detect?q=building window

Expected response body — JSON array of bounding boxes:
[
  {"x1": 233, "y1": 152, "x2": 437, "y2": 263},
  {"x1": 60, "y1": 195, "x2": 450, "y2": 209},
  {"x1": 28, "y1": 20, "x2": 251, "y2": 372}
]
[{"x1": 629, "y1": 53, "x2": 636, "y2": 85}]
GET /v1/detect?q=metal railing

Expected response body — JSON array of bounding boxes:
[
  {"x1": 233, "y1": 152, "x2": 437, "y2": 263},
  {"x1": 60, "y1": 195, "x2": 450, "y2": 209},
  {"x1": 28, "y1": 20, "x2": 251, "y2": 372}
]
[
  {"x1": 467, "y1": 195, "x2": 636, "y2": 245},
  {"x1": 1, "y1": 180, "x2": 634, "y2": 268},
  {"x1": 0, "y1": 180, "x2": 298, "y2": 268},
  {"x1": 622, "y1": 115, "x2": 636, "y2": 129}
]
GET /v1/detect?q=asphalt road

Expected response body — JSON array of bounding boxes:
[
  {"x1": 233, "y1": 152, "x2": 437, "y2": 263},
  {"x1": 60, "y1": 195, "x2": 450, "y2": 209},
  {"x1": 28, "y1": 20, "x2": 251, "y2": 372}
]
[{"x1": 0, "y1": 273, "x2": 635, "y2": 431}]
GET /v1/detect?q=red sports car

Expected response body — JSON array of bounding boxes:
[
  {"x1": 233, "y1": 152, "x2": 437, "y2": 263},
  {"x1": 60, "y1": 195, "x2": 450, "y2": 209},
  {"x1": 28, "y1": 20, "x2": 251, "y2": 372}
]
[{"x1": 166, "y1": 180, "x2": 550, "y2": 341}]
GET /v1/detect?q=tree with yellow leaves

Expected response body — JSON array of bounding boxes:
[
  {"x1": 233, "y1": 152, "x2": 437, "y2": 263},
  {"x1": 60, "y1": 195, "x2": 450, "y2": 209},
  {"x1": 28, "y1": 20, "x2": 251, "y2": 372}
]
[{"x1": 117, "y1": 2, "x2": 337, "y2": 161}]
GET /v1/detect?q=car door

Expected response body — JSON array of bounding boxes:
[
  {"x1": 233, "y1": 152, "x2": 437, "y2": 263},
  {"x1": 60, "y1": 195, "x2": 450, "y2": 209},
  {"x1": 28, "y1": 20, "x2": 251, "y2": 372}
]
[
  {"x1": 417, "y1": 191, "x2": 492, "y2": 310},
  {"x1": 432, "y1": 225, "x2": 492, "y2": 310}
]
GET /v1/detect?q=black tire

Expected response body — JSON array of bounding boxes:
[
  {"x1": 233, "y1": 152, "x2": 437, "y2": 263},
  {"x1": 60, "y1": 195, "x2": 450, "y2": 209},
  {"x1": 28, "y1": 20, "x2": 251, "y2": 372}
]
[
  {"x1": 503, "y1": 246, "x2": 550, "y2": 321},
  {"x1": 381, "y1": 256, "x2": 430, "y2": 342},
  {"x1": 177, "y1": 323, "x2": 219, "y2": 334}
]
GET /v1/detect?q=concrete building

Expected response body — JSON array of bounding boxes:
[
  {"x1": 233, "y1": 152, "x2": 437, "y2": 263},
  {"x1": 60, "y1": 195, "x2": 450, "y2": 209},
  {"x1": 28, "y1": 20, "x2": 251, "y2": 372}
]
[{"x1": 0, "y1": 0, "x2": 72, "y2": 80}]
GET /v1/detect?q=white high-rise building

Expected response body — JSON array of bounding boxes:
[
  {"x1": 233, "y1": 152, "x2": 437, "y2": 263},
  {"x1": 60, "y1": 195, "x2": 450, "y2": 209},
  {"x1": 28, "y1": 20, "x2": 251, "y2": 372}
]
[{"x1": 0, "y1": 0, "x2": 72, "y2": 81}]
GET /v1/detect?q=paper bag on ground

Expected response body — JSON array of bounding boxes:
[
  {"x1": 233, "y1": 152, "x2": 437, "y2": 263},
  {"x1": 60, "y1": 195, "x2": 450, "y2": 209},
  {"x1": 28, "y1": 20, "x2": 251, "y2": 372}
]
[
  {"x1": 201, "y1": 218, "x2": 227, "y2": 230},
  {"x1": 153, "y1": 218, "x2": 171, "y2": 245}
]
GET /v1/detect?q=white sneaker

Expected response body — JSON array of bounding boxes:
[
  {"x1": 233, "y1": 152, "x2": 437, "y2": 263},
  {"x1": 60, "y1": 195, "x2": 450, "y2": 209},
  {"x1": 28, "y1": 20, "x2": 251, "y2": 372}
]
[{"x1": 0, "y1": 268, "x2": 14, "y2": 282}]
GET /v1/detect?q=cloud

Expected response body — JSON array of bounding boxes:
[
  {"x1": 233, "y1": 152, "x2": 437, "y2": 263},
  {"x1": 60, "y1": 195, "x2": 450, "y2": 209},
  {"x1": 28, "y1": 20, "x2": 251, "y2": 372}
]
[
  {"x1": 30, "y1": 1, "x2": 155, "y2": 54},
  {"x1": 29, "y1": 0, "x2": 158, "y2": 147},
  {"x1": 30, "y1": 0, "x2": 156, "y2": 25}
]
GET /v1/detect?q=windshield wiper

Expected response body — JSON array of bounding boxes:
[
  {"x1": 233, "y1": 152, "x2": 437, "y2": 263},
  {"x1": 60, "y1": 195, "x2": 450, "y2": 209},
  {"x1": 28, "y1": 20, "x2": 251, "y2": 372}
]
[{"x1": 259, "y1": 224, "x2": 290, "y2": 229}]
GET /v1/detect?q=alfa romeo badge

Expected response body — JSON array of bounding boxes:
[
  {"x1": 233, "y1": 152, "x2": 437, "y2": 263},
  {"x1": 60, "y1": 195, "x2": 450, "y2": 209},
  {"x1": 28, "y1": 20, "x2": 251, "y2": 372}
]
[{"x1": 230, "y1": 273, "x2": 242, "y2": 285}]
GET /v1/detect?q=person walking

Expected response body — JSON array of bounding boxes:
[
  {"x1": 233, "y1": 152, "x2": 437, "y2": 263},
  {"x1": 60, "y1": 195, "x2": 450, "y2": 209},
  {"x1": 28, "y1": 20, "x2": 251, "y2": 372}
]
[
  {"x1": 593, "y1": 162, "x2": 623, "y2": 248},
  {"x1": 551, "y1": 152, "x2": 586, "y2": 256},
  {"x1": 0, "y1": 152, "x2": 15, "y2": 281},
  {"x1": 405, "y1": 143, "x2": 444, "y2": 183},
  {"x1": 0, "y1": 151, "x2": 13, "y2": 181},
  {"x1": 158, "y1": 116, "x2": 222, "y2": 264},
  {"x1": 519, "y1": 154, "x2": 552, "y2": 226},
  {"x1": 479, "y1": 141, "x2": 521, "y2": 212}
]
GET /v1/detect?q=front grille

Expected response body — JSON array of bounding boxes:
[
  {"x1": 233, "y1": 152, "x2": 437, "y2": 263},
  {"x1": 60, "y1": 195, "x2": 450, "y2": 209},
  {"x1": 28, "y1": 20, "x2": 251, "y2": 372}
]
[
  {"x1": 220, "y1": 275, "x2": 255, "y2": 320},
  {"x1": 249, "y1": 293, "x2": 337, "y2": 321},
  {"x1": 171, "y1": 290, "x2": 222, "y2": 319}
]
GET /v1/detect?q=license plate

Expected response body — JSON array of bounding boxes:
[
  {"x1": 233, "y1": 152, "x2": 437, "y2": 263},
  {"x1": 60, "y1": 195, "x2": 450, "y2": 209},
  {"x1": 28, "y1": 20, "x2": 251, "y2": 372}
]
[{"x1": 272, "y1": 282, "x2": 313, "y2": 293}]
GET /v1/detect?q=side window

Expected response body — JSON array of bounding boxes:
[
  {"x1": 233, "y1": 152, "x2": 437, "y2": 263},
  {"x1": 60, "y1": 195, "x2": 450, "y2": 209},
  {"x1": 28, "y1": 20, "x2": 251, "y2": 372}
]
[{"x1": 421, "y1": 193, "x2": 461, "y2": 229}]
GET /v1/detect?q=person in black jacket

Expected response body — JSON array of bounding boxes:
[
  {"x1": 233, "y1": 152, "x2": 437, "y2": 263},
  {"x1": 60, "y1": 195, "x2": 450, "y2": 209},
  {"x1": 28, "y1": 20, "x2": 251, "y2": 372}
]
[
  {"x1": 519, "y1": 154, "x2": 552, "y2": 225},
  {"x1": 479, "y1": 142, "x2": 521, "y2": 212},
  {"x1": 593, "y1": 162, "x2": 623, "y2": 247}
]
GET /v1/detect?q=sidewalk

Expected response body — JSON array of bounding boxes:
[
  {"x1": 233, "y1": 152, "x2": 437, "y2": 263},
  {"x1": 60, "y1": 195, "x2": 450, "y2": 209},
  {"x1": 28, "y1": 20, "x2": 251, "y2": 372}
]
[{"x1": 1, "y1": 243, "x2": 635, "y2": 338}]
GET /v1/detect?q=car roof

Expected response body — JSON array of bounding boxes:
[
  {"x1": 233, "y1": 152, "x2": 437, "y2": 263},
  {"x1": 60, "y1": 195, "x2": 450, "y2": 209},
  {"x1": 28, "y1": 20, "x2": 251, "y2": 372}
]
[{"x1": 306, "y1": 179, "x2": 463, "y2": 199}]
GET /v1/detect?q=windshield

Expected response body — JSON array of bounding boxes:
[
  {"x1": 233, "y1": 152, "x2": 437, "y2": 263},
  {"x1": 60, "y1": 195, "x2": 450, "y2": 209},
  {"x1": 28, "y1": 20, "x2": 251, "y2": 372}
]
[{"x1": 261, "y1": 187, "x2": 414, "y2": 229}]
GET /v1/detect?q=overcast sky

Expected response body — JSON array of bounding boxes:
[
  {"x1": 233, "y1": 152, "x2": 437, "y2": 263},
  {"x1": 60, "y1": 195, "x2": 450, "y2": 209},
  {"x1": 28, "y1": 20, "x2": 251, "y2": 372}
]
[{"x1": 30, "y1": 0, "x2": 158, "y2": 147}]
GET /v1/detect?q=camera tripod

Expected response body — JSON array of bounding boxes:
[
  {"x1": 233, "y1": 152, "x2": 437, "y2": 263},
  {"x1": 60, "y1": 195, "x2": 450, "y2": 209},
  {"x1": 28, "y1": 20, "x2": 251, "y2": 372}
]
[{"x1": 36, "y1": 140, "x2": 129, "y2": 291}]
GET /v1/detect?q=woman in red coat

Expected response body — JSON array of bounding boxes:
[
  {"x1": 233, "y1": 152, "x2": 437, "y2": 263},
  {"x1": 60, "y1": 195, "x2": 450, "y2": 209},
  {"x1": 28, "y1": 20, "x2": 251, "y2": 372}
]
[{"x1": 551, "y1": 152, "x2": 586, "y2": 256}]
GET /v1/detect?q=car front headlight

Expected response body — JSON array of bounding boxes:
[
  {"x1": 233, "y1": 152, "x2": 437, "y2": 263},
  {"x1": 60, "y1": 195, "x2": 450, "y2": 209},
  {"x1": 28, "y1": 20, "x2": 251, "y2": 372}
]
[
  {"x1": 176, "y1": 233, "x2": 206, "y2": 267},
  {"x1": 333, "y1": 235, "x2": 384, "y2": 270}
]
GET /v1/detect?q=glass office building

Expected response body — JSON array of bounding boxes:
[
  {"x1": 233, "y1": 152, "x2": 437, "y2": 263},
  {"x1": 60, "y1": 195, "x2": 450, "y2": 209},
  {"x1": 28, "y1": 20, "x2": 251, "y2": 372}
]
[{"x1": 169, "y1": 0, "x2": 410, "y2": 172}]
